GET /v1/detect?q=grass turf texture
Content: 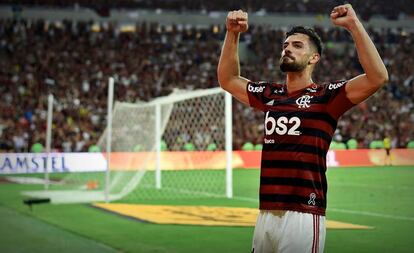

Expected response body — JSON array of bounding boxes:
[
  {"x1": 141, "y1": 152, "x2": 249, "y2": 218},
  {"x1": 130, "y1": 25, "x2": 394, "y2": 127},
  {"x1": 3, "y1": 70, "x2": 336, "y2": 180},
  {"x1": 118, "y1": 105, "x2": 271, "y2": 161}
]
[{"x1": 0, "y1": 166, "x2": 413, "y2": 253}]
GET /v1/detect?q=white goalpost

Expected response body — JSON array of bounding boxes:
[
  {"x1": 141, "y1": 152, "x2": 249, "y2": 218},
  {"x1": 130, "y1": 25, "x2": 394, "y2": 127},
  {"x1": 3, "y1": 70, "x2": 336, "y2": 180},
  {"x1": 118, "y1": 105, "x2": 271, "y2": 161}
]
[
  {"x1": 146, "y1": 87, "x2": 234, "y2": 199},
  {"x1": 97, "y1": 87, "x2": 234, "y2": 202},
  {"x1": 23, "y1": 78, "x2": 233, "y2": 203},
  {"x1": 44, "y1": 94, "x2": 54, "y2": 190},
  {"x1": 105, "y1": 77, "x2": 114, "y2": 203}
]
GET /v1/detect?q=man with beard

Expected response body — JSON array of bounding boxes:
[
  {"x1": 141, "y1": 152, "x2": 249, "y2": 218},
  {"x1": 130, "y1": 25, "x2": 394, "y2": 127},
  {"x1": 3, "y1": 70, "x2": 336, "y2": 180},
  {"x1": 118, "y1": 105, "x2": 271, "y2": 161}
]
[{"x1": 217, "y1": 4, "x2": 388, "y2": 253}]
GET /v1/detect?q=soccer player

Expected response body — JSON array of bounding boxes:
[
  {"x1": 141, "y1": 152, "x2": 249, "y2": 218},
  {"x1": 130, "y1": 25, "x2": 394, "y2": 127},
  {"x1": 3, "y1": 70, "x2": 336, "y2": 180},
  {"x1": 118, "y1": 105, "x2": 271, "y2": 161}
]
[
  {"x1": 217, "y1": 4, "x2": 388, "y2": 253},
  {"x1": 383, "y1": 136, "x2": 392, "y2": 166}
]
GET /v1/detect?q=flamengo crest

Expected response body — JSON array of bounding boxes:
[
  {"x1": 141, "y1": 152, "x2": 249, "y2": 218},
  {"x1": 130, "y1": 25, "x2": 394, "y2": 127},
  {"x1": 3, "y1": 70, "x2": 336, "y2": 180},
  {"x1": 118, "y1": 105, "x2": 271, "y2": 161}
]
[{"x1": 296, "y1": 95, "x2": 313, "y2": 108}]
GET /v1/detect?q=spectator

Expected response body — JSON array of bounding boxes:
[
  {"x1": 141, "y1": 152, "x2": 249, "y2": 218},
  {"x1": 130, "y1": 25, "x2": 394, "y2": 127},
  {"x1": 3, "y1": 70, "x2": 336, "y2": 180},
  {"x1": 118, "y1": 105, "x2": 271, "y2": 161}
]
[{"x1": 0, "y1": 19, "x2": 412, "y2": 151}]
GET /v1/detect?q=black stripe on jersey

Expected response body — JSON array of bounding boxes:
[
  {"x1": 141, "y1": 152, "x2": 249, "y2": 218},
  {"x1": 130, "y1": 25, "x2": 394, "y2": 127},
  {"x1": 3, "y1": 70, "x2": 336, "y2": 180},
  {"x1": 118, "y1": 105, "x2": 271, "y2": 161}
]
[
  {"x1": 293, "y1": 111, "x2": 337, "y2": 130},
  {"x1": 267, "y1": 111, "x2": 337, "y2": 131},
  {"x1": 260, "y1": 194, "x2": 326, "y2": 207},
  {"x1": 299, "y1": 127, "x2": 332, "y2": 144},
  {"x1": 262, "y1": 160, "x2": 323, "y2": 172},
  {"x1": 260, "y1": 177, "x2": 323, "y2": 189},
  {"x1": 265, "y1": 143, "x2": 327, "y2": 157},
  {"x1": 283, "y1": 93, "x2": 331, "y2": 106},
  {"x1": 263, "y1": 111, "x2": 337, "y2": 135},
  {"x1": 321, "y1": 178, "x2": 327, "y2": 194}
]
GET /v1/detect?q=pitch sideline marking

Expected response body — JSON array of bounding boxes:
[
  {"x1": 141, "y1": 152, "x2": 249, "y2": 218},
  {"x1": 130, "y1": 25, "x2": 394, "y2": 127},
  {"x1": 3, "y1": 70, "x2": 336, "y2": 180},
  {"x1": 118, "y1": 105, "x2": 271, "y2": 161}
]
[
  {"x1": 232, "y1": 196, "x2": 414, "y2": 222},
  {"x1": 330, "y1": 182, "x2": 414, "y2": 190},
  {"x1": 93, "y1": 203, "x2": 372, "y2": 229},
  {"x1": 328, "y1": 208, "x2": 414, "y2": 221},
  {"x1": 133, "y1": 186, "x2": 414, "y2": 222}
]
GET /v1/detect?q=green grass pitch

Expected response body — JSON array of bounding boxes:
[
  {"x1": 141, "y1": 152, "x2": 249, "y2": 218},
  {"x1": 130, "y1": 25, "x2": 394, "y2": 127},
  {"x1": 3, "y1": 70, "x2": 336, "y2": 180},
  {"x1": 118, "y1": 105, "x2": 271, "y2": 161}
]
[{"x1": 0, "y1": 166, "x2": 413, "y2": 253}]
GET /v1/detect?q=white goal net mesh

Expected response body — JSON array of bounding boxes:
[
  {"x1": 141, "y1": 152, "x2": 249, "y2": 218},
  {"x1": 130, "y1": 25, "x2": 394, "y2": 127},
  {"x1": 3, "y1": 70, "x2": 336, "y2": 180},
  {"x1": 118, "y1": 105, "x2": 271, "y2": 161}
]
[{"x1": 23, "y1": 88, "x2": 229, "y2": 203}]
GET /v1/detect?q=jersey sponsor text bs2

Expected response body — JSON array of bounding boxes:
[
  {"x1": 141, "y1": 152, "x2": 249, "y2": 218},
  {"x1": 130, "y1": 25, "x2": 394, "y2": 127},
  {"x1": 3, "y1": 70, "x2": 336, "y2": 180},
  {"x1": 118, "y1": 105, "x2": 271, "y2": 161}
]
[{"x1": 265, "y1": 112, "x2": 301, "y2": 136}]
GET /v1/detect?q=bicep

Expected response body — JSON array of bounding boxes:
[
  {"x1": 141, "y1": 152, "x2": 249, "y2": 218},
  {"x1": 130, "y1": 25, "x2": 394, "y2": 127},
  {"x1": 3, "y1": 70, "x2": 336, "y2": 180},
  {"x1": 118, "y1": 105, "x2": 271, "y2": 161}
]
[
  {"x1": 220, "y1": 76, "x2": 251, "y2": 105},
  {"x1": 345, "y1": 74, "x2": 382, "y2": 104}
]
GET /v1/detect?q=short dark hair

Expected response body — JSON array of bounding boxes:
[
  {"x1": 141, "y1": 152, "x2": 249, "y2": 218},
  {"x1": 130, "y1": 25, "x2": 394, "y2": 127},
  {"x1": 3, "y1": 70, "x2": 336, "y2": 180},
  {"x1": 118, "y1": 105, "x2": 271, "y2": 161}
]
[{"x1": 285, "y1": 26, "x2": 323, "y2": 56}]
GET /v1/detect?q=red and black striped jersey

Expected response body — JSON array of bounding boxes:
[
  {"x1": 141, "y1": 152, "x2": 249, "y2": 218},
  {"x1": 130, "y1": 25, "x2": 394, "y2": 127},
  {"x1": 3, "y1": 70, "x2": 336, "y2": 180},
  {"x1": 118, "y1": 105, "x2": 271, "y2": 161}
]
[{"x1": 246, "y1": 80, "x2": 356, "y2": 216}]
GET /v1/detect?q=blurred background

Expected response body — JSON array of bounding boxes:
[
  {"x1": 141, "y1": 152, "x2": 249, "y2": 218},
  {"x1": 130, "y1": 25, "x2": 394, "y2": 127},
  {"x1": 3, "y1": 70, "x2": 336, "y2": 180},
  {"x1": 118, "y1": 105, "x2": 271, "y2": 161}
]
[
  {"x1": 0, "y1": 1, "x2": 413, "y2": 253},
  {"x1": 0, "y1": 0, "x2": 413, "y2": 153}
]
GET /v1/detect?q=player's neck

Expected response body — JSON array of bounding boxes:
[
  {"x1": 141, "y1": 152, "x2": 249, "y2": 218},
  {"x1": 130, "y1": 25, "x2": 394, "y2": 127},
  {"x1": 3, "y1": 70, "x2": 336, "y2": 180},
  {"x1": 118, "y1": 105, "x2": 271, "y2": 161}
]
[{"x1": 285, "y1": 71, "x2": 314, "y2": 94}]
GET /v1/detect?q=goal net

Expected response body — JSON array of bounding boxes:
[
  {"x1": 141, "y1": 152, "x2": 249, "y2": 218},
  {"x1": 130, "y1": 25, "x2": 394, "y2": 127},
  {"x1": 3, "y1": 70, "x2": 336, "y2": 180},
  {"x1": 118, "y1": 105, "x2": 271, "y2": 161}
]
[{"x1": 23, "y1": 87, "x2": 233, "y2": 203}]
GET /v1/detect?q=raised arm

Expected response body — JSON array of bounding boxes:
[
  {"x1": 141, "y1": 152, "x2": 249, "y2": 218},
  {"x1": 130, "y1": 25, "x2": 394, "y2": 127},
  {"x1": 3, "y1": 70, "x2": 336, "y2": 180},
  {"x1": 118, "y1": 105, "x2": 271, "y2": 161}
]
[
  {"x1": 217, "y1": 10, "x2": 251, "y2": 105},
  {"x1": 330, "y1": 4, "x2": 389, "y2": 104}
]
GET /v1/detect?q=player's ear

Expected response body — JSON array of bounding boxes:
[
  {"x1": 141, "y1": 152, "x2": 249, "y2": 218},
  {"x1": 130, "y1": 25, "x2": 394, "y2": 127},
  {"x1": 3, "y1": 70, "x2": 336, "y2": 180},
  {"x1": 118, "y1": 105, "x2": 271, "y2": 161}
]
[{"x1": 309, "y1": 53, "x2": 320, "y2": 65}]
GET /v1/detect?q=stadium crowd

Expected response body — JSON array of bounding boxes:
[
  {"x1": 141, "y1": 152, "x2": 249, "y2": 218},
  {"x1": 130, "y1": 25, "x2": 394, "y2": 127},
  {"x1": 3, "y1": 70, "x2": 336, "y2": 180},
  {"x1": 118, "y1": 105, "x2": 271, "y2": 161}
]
[
  {"x1": 1, "y1": 0, "x2": 412, "y2": 20},
  {"x1": 0, "y1": 18, "x2": 413, "y2": 152}
]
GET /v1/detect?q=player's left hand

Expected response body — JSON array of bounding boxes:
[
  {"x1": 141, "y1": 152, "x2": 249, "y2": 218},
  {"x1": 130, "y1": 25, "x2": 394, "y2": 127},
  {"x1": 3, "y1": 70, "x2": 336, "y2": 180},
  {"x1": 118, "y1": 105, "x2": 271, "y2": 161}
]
[{"x1": 330, "y1": 4, "x2": 360, "y2": 30}]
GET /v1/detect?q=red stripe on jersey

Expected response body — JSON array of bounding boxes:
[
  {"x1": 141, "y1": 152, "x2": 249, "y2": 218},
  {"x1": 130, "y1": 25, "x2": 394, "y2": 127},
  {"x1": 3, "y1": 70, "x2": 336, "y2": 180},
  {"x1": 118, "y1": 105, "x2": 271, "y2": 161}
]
[
  {"x1": 300, "y1": 118, "x2": 335, "y2": 136},
  {"x1": 312, "y1": 215, "x2": 317, "y2": 253},
  {"x1": 267, "y1": 103, "x2": 330, "y2": 114},
  {"x1": 317, "y1": 215, "x2": 320, "y2": 253},
  {"x1": 260, "y1": 185, "x2": 324, "y2": 197},
  {"x1": 261, "y1": 167, "x2": 323, "y2": 181},
  {"x1": 262, "y1": 151, "x2": 325, "y2": 163},
  {"x1": 266, "y1": 135, "x2": 330, "y2": 150}
]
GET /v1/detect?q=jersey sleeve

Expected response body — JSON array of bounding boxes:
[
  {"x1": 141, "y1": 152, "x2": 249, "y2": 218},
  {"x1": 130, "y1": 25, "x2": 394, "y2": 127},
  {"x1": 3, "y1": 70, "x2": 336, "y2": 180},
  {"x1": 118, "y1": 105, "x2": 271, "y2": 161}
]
[
  {"x1": 246, "y1": 81, "x2": 272, "y2": 111},
  {"x1": 326, "y1": 80, "x2": 357, "y2": 119}
]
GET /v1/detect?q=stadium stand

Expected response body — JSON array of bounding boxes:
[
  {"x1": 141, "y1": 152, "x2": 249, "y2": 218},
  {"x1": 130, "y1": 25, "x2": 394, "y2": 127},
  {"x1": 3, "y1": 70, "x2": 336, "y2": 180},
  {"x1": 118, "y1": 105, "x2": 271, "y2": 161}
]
[
  {"x1": 1, "y1": 0, "x2": 412, "y2": 20},
  {"x1": 0, "y1": 7, "x2": 413, "y2": 152}
]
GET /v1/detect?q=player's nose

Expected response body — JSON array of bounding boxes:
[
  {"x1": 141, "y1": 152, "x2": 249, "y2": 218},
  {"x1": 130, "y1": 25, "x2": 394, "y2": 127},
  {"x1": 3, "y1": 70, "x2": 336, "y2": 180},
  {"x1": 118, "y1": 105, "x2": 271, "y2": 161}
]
[
  {"x1": 282, "y1": 45, "x2": 292, "y2": 55},
  {"x1": 283, "y1": 50, "x2": 293, "y2": 59}
]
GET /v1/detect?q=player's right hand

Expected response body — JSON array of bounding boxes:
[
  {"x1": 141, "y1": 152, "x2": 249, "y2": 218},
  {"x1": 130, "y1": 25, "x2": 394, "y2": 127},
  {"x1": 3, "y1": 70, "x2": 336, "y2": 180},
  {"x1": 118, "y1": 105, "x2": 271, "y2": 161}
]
[{"x1": 226, "y1": 10, "x2": 248, "y2": 33}]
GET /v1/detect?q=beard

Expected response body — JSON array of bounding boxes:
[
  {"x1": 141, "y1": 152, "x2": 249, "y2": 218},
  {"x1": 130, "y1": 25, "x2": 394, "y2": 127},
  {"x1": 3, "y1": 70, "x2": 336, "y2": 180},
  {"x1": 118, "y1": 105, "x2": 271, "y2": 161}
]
[{"x1": 279, "y1": 56, "x2": 308, "y2": 72}]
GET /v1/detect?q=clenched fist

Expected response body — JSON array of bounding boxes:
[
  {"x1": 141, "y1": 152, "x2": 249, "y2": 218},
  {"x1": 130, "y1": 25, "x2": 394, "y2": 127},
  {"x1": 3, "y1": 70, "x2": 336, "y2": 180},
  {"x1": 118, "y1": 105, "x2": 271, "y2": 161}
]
[
  {"x1": 330, "y1": 4, "x2": 360, "y2": 30},
  {"x1": 226, "y1": 10, "x2": 248, "y2": 33}
]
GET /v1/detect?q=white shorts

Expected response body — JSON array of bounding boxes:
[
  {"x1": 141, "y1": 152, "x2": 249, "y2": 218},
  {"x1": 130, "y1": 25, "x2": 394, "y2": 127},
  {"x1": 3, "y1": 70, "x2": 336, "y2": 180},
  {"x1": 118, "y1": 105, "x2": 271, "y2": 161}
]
[{"x1": 252, "y1": 210, "x2": 326, "y2": 253}]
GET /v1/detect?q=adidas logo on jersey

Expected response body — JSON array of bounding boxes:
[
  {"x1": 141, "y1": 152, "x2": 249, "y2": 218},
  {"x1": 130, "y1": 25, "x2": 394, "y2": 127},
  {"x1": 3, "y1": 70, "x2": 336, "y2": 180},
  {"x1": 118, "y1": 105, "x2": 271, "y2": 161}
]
[
  {"x1": 248, "y1": 84, "x2": 265, "y2": 93},
  {"x1": 306, "y1": 87, "x2": 318, "y2": 93}
]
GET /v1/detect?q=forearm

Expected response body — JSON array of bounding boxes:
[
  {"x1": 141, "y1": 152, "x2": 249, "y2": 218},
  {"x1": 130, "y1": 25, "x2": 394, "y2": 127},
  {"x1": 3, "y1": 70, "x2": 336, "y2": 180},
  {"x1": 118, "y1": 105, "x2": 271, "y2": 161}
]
[
  {"x1": 348, "y1": 21, "x2": 389, "y2": 85},
  {"x1": 217, "y1": 31, "x2": 241, "y2": 87}
]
